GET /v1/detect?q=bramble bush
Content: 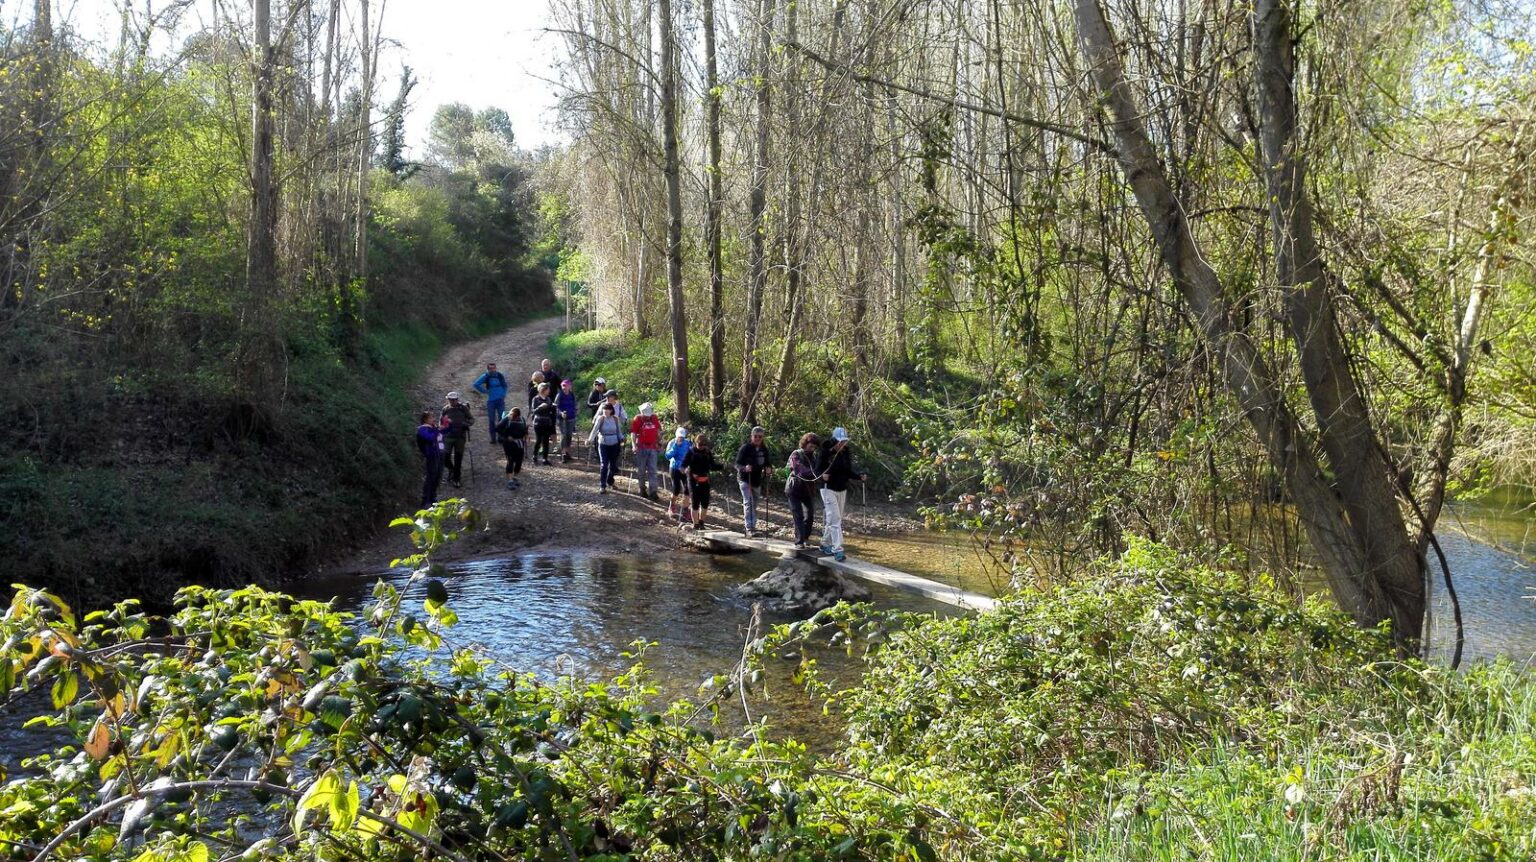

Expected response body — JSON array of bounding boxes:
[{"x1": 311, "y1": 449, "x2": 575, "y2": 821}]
[{"x1": 4, "y1": 523, "x2": 1535, "y2": 860}]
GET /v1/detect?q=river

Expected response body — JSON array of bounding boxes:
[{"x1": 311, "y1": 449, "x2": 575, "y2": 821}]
[
  {"x1": 1426, "y1": 499, "x2": 1536, "y2": 664},
  {"x1": 294, "y1": 549, "x2": 957, "y2": 746}
]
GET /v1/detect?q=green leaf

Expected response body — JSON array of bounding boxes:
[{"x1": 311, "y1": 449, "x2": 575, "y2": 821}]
[
  {"x1": 329, "y1": 780, "x2": 360, "y2": 832},
  {"x1": 293, "y1": 769, "x2": 341, "y2": 832},
  {"x1": 50, "y1": 671, "x2": 79, "y2": 709}
]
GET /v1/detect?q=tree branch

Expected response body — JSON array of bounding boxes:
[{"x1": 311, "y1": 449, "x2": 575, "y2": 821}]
[{"x1": 781, "y1": 39, "x2": 1118, "y2": 158}]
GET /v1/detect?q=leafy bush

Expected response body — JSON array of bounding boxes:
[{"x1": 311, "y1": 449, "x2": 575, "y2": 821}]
[{"x1": 5, "y1": 531, "x2": 1533, "y2": 860}]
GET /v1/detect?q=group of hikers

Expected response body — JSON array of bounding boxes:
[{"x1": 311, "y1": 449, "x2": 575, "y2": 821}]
[{"x1": 414, "y1": 358, "x2": 867, "y2": 561}]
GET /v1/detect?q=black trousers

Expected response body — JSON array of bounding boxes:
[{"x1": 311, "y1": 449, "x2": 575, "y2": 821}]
[
  {"x1": 502, "y1": 440, "x2": 525, "y2": 474},
  {"x1": 533, "y1": 426, "x2": 554, "y2": 462},
  {"x1": 788, "y1": 491, "x2": 817, "y2": 545},
  {"x1": 444, "y1": 435, "x2": 466, "y2": 481},
  {"x1": 421, "y1": 454, "x2": 444, "y2": 508}
]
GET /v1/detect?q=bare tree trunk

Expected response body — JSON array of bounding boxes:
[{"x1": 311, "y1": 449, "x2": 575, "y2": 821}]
[
  {"x1": 769, "y1": 0, "x2": 807, "y2": 407},
  {"x1": 320, "y1": 0, "x2": 339, "y2": 120},
  {"x1": 703, "y1": 0, "x2": 726, "y2": 419},
  {"x1": 740, "y1": 0, "x2": 774, "y2": 420},
  {"x1": 354, "y1": 0, "x2": 375, "y2": 281},
  {"x1": 1251, "y1": 0, "x2": 1423, "y2": 638},
  {"x1": 241, "y1": 0, "x2": 281, "y2": 413},
  {"x1": 659, "y1": 0, "x2": 690, "y2": 424},
  {"x1": 1072, "y1": 0, "x2": 1421, "y2": 645}
]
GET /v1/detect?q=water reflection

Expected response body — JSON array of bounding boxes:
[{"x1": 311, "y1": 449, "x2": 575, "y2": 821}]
[{"x1": 295, "y1": 550, "x2": 951, "y2": 745}]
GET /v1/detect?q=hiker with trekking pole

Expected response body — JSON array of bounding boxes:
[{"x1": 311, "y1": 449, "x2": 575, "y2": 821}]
[
  {"x1": 441, "y1": 391, "x2": 474, "y2": 488},
  {"x1": 665, "y1": 426, "x2": 692, "y2": 521},
  {"x1": 785, "y1": 432, "x2": 821, "y2": 550},
  {"x1": 735, "y1": 426, "x2": 771, "y2": 538}
]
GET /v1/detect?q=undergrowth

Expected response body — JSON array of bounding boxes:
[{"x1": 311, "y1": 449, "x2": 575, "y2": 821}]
[{"x1": 4, "y1": 530, "x2": 1533, "y2": 859}]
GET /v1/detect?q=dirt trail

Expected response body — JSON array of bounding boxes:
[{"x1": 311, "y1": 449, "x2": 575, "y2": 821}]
[{"x1": 338, "y1": 316, "x2": 919, "y2": 575}]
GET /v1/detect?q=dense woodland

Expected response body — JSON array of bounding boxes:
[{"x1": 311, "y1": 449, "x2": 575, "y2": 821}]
[
  {"x1": 548, "y1": 0, "x2": 1536, "y2": 645},
  {"x1": 0, "y1": 0, "x2": 553, "y2": 604}
]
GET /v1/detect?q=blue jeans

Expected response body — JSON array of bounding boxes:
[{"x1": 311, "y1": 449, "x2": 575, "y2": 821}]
[
  {"x1": 738, "y1": 480, "x2": 760, "y2": 532},
  {"x1": 486, "y1": 398, "x2": 505, "y2": 441},
  {"x1": 599, "y1": 443, "x2": 621, "y2": 488}
]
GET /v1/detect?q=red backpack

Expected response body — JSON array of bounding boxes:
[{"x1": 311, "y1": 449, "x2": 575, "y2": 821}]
[{"x1": 632, "y1": 415, "x2": 662, "y2": 449}]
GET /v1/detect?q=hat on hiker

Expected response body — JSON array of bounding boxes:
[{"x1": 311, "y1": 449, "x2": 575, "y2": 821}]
[
  {"x1": 605, "y1": 389, "x2": 619, "y2": 399},
  {"x1": 675, "y1": 427, "x2": 688, "y2": 438},
  {"x1": 751, "y1": 426, "x2": 766, "y2": 436},
  {"x1": 831, "y1": 427, "x2": 849, "y2": 442},
  {"x1": 594, "y1": 377, "x2": 606, "y2": 385},
  {"x1": 447, "y1": 391, "x2": 461, "y2": 401},
  {"x1": 638, "y1": 402, "x2": 655, "y2": 416}
]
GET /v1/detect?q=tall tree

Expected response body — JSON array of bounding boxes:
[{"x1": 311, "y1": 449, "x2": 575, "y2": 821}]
[
  {"x1": 1070, "y1": 0, "x2": 1426, "y2": 643},
  {"x1": 740, "y1": 0, "x2": 775, "y2": 420},
  {"x1": 240, "y1": 0, "x2": 281, "y2": 413},
  {"x1": 659, "y1": 0, "x2": 690, "y2": 423},
  {"x1": 378, "y1": 67, "x2": 418, "y2": 178},
  {"x1": 703, "y1": 0, "x2": 726, "y2": 419}
]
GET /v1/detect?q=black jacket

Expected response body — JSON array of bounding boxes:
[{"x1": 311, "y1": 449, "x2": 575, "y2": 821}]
[
  {"x1": 530, "y1": 396, "x2": 557, "y2": 429},
  {"x1": 817, "y1": 440, "x2": 863, "y2": 492},
  {"x1": 735, "y1": 442, "x2": 771, "y2": 488},
  {"x1": 496, "y1": 415, "x2": 528, "y2": 446},
  {"x1": 684, "y1": 448, "x2": 723, "y2": 480}
]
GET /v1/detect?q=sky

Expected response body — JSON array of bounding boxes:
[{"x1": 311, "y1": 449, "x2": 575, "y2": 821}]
[{"x1": 16, "y1": 0, "x2": 568, "y2": 153}]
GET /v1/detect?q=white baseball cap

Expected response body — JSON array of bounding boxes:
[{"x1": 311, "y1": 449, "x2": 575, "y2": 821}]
[
  {"x1": 447, "y1": 391, "x2": 461, "y2": 400},
  {"x1": 831, "y1": 427, "x2": 849, "y2": 441}
]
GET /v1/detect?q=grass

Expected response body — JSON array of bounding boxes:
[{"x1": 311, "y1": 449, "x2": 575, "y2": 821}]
[{"x1": 1073, "y1": 662, "x2": 1536, "y2": 860}]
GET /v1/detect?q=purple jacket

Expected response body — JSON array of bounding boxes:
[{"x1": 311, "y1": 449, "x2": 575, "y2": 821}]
[
  {"x1": 416, "y1": 424, "x2": 443, "y2": 459},
  {"x1": 556, "y1": 391, "x2": 578, "y2": 421}
]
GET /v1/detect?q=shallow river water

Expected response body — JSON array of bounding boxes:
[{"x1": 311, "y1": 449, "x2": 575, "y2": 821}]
[
  {"x1": 1426, "y1": 500, "x2": 1536, "y2": 664},
  {"x1": 294, "y1": 550, "x2": 956, "y2": 745}
]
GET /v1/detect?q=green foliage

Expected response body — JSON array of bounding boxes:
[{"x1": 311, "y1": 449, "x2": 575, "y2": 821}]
[
  {"x1": 546, "y1": 328, "x2": 678, "y2": 410},
  {"x1": 4, "y1": 532, "x2": 1534, "y2": 859},
  {"x1": 0, "y1": 503, "x2": 838, "y2": 860},
  {"x1": 0, "y1": 32, "x2": 555, "y2": 603}
]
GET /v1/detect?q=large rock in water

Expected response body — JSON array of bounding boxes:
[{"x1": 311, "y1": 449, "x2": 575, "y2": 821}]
[{"x1": 733, "y1": 555, "x2": 871, "y2": 614}]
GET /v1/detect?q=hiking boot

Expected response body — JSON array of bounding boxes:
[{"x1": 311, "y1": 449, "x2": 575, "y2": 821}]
[
  {"x1": 562, "y1": 454, "x2": 572, "y2": 463},
  {"x1": 599, "y1": 487, "x2": 608, "y2": 495},
  {"x1": 818, "y1": 545, "x2": 834, "y2": 556},
  {"x1": 743, "y1": 529, "x2": 754, "y2": 538},
  {"x1": 792, "y1": 542, "x2": 806, "y2": 550},
  {"x1": 834, "y1": 551, "x2": 846, "y2": 562}
]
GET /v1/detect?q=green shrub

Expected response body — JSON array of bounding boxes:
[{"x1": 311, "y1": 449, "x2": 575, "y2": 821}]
[{"x1": 4, "y1": 529, "x2": 1534, "y2": 860}]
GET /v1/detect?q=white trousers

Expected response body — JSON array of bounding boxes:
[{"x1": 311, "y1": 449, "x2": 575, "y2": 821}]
[{"x1": 819, "y1": 488, "x2": 847, "y2": 551}]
